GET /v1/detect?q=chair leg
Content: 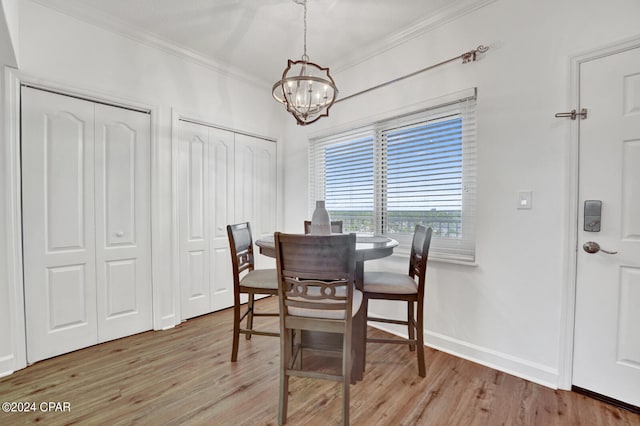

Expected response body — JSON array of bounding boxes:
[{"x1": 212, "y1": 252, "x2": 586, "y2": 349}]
[
  {"x1": 279, "y1": 329, "x2": 292, "y2": 425},
  {"x1": 416, "y1": 300, "x2": 426, "y2": 377},
  {"x1": 231, "y1": 297, "x2": 241, "y2": 362},
  {"x1": 362, "y1": 295, "x2": 369, "y2": 368},
  {"x1": 342, "y1": 331, "x2": 351, "y2": 426},
  {"x1": 297, "y1": 330, "x2": 303, "y2": 370},
  {"x1": 342, "y1": 377, "x2": 350, "y2": 426},
  {"x1": 408, "y1": 301, "x2": 416, "y2": 351},
  {"x1": 246, "y1": 293, "x2": 255, "y2": 340}
]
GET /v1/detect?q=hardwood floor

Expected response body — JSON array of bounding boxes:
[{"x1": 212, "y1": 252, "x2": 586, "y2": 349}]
[{"x1": 1, "y1": 297, "x2": 638, "y2": 425}]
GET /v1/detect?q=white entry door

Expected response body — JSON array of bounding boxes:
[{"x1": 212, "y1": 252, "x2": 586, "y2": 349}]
[
  {"x1": 22, "y1": 87, "x2": 152, "y2": 363},
  {"x1": 573, "y1": 46, "x2": 640, "y2": 407}
]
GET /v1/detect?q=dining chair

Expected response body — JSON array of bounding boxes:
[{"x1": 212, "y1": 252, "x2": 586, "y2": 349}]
[
  {"x1": 303, "y1": 220, "x2": 344, "y2": 234},
  {"x1": 362, "y1": 224, "x2": 433, "y2": 377},
  {"x1": 227, "y1": 222, "x2": 279, "y2": 362},
  {"x1": 274, "y1": 232, "x2": 359, "y2": 426}
]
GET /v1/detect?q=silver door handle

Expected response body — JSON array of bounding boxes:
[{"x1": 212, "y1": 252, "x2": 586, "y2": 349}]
[{"x1": 583, "y1": 241, "x2": 618, "y2": 255}]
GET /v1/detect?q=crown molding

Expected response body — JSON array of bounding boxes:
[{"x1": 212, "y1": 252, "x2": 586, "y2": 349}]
[
  {"x1": 27, "y1": 0, "x2": 270, "y2": 89},
  {"x1": 27, "y1": 0, "x2": 497, "y2": 87},
  {"x1": 332, "y1": 0, "x2": 498, "y2": 73}
]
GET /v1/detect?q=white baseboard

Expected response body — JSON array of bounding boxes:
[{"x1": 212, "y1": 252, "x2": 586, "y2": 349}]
[
  {"x1": 0, "y1": 354, "x2": 23, "y2": 378},
  {"x1": 367, "y1": 321, "x2": 560, "y2": 389},
  {"x1": 0, "y1": 370, "x2": 14, "y2": 379}
]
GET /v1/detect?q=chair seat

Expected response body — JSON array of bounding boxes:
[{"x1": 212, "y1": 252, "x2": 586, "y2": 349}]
[
  {"x1": 363, "y1": 271, "x2": 418, "y2": 294},
  {"x1": 288, "y1": 288, "x2": 363, "y2": 320},
  {"x1": 240, "y1": 268, "x2": 278, "y2": 290}
]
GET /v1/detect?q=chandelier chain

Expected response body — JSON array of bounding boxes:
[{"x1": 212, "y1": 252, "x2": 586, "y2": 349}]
[
  {"x1": 292, "y1": 0, "x2": 308, "y2": 59},
  {"x1": 303, "y1": 0, "x2": 308, "y2": 60}
]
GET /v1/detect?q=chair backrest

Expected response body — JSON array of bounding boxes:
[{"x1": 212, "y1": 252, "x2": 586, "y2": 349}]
[
  {"x1": 408, "y1": 225, "x2": 433, "y2": 290},
  {"x1": 227, "y1": 222, "x2": 255, "y2": 287},
  {"x1": 303, "y1": 220, "x2": 344, "y2": 234},
  {"x1": 274, "y1": 233, "x2": 356, "y2": 331}
]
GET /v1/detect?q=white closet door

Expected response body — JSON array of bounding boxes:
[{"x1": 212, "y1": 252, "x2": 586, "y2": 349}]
[
  {"x1": 178, "y1": 123, "x2": 277, "y2": 317},
  {"x1": 254, "y1": 139, "x2": 277, "y2": 240},
  {"x1": 94, "y1": 104, "x2": 152, "y2": 342},
  {"x1": 234, "y1": 134, "x2": 257, "y2": 226},
  {"x1": 179, "y1": 121, "x2": 211, "y2": 319},
  {"x1": 210, "y1": 127, "x2": 235, "y2": 312},
  {"x1": 22, "y1": 87, "x2": 98, "y2": 363},
  {"x1": 235, "y1": 134, "x2": 277, "y2": 270}
]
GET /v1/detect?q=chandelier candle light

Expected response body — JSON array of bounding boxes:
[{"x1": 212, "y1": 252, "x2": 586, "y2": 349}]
[{"x1": 272, "y1": 0, "x2": 338, "y2": 126}]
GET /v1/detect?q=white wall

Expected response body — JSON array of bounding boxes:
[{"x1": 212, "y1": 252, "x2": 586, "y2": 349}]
[
  {"x1": 281, "y1": 0, "x2": 640, "y2": 387},
  {"x1": 0, "y1": 0, "x2": 19, "y2": 67},
  {"x1": 0, "y1": 0, "x2": 285, "y2": 375}
]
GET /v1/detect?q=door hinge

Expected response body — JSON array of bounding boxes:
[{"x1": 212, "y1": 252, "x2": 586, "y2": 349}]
[{"x1": 555, "y1": 108, "x2": 587, "y2": 120}]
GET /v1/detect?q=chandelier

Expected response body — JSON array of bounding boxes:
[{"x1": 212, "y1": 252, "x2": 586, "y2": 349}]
[{"x1": 272, "y1": 0, "x2": 338, "y2": 126}]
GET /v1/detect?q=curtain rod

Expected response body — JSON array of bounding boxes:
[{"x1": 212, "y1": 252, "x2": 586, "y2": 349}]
[{"x1": 334, "y1": 45, "x2": 489, "y2": 104}]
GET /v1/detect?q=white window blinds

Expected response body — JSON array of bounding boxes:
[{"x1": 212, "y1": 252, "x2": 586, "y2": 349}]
[{"x1": 309, "y1": 93, "x2": 477, "y2": 263}]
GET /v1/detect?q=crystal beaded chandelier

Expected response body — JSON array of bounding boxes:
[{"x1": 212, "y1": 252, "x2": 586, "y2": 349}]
[{"x1": 272, "y1": 0, "x2": 338, "y2": 126}]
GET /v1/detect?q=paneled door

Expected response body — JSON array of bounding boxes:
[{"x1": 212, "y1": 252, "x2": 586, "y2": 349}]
[
  {"x1": 22, "y1": 88, "x2": 98, "y2": 363},
  {"x1": 94, "y1": 103, "x2": 152, "y2": 342},
  {"x1": 573, "y1": 46, "x2": 640, "y2": 407},
  {"x1": 178, "y1": 121, "x2": 211, "y2": 319},
  {"x1": 234, "y1": 134, "x2": 277, "y2": 270},
  {"x1": 22, "y1": 87, "x2": 152, "y2": 363},
  {"x1": 178, "y1": 121, "x2": 276, "y2": 319},
  {"x1": 209, "y1": 127, "x2": 235, "y2": 312},
  {"x1": 178, "y1": 122, "x2": 235, "y2": 319}
]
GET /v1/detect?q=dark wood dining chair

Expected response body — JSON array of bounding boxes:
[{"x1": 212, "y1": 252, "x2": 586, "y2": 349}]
[
  {"x1": 227, "y1": 222, "x2": 279, "y2": 362},
  {"x1": 274, "y1": 232, "x2": 359, "y2": 426},
  {"x1": 303, "y1": 220, "x2": 344, "y2": 234},
  {"x1": 362, "y1": 224, "x2": 433, "y2": 377}
]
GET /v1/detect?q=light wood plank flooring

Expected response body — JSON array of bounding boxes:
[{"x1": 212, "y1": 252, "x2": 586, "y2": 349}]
[{"x1": 1, "y1": 297, "x2": 638, "y2": 425}]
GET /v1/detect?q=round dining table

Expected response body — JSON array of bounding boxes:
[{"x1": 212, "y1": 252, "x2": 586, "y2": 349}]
[{"x1": 255, "y1": 233, "x2": 398, "y2": 381}]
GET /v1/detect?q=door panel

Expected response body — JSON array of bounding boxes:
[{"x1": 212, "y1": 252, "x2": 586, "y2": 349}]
[
  {"x1": 618, "y1": 267, "x2": 640, "y2": 366},
  {"x1": 622, "y1": 140, "x2": 640, "y2": 239},
  {"x1": 188, "y1": 251, "x2": 206, "y2": 303},
  {"x1": 104, "y1": 259, "x2": 138, "y2": 316},
  {"x1": 212, "y1": 129, "x2": 234, "y2": 240},
  {"x1": 47, "y1": 265, "x2": 89, "y2": 330},
  {"x1": 102, "y1": 122, "x2": 136, "y2": 247},
  {"x1": 179, "y1": 121, "x2": 211, "y2": 319},
  {"x1": 210, "y1": 128, "x2": 234, "y2": 312},
  {"x1": 46, "y1": 112, "x2": 86, "y2": 251},
  {"x1": 255, "y1": 141, "x2": 277, "y2": 240},
  {"x1": 573, "y1": 46, "x2": 640, "y2": 406},
  {"x1": 251, "y1": 137, "x2": 277, "y2": 270},
  {"x1": 234, "y1": 134, "x2": 256, "y2": 225},
  {"x1": 94, "y1": 104, "x2": 152, "y2": 342},
  {"x1": 22, "y1": 87, "x2": 98, "y2": 363}
]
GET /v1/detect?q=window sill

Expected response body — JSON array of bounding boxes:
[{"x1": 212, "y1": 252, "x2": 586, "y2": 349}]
[
  {"x1": 428, "y1": 256, "x2": 478, "y2": 267},
  {"x1": 390, "y1": 250, "x2": 478, "y2": 267}
]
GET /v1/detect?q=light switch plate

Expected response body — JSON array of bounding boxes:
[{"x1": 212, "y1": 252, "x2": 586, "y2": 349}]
[{"x1": 517, "y1": 191, "x2": 532, "y2": 209}]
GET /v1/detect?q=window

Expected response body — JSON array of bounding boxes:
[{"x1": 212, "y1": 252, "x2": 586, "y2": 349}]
[{"x1": 309, "y1": 95, "x2": 477, "y2": 263}]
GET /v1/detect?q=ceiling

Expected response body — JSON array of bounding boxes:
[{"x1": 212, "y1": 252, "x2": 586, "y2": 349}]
[{"x1": 33, "y1": 0, "x2": 493, "y2": 86}]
